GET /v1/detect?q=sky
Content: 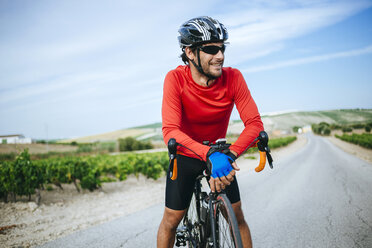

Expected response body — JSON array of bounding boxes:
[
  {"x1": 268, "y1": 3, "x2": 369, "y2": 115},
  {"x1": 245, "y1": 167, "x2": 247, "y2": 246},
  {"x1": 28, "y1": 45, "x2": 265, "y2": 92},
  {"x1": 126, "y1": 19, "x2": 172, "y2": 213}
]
[{"x1": 1, "y1": 0, "x2": 372, "y2": 139}]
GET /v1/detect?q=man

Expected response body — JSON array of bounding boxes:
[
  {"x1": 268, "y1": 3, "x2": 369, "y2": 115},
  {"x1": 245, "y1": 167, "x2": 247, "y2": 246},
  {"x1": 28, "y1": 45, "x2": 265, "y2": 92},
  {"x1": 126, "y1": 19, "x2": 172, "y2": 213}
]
[{"x1": 157, "y1": 16, "x2": 263, "y2": 248}]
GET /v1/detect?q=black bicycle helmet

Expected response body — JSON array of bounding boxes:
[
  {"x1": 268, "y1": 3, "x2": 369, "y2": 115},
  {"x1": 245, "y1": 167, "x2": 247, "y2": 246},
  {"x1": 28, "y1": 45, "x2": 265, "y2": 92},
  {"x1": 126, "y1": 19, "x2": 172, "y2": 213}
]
[{"x1": 178, "y1": 16, "x2": 228, "y2": 48}]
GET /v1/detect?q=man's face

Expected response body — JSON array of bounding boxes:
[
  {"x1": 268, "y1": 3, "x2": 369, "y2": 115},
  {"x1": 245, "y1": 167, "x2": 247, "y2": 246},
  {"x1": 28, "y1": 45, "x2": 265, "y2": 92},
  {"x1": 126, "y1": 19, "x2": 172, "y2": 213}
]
[
  {"x1": 199, "y1": 42, "x2": 225, "y2": 79},
  {"x1": 188, "y1": 42, "x2": 225, "y2": 79}
]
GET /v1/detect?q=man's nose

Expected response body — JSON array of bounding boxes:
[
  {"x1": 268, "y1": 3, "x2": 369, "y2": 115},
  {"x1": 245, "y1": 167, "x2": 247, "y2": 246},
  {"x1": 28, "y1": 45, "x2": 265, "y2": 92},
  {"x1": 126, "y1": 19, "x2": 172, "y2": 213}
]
[{"x1": 215, "y1": 49, "x2": 224, "y2": 59}]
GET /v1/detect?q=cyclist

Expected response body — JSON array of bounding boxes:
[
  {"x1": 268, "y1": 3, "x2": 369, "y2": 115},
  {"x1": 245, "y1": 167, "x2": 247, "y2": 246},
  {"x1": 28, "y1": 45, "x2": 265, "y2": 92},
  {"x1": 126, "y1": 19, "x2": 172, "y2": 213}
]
[{"x1": 157, "y1": 16, "x2": 263, "y2": 248}]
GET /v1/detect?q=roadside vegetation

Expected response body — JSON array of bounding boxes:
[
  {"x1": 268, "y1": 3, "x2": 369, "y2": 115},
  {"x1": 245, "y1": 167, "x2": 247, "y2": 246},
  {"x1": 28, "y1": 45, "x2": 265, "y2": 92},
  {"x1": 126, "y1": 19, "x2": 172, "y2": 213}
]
[
  {"x1": 335, "y1": 133, "x2": 372, "y2": 149},
  {"x1": 311, "y1": 121, "x2": 372, "y2": 149},
  {"x1": 312, "y1": 121, "x2": 372, "y2": 136},
  {"x1": 268, "y1": 136, "x2": 297, "y2": 148}
]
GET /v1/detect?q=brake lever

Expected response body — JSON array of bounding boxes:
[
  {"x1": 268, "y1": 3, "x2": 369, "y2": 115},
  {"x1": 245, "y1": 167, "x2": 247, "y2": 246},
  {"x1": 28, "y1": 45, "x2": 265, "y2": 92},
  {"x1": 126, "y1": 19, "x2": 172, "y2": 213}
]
[
  {"x1": 257, "y1": 131, "x2": 274, "y2": 169},
  {"x1": 168, "y1": 138, "x2": 178, "y2": 180},
  {"x1": 266, "y1": 152, "x2": 273, "y2": 169}
]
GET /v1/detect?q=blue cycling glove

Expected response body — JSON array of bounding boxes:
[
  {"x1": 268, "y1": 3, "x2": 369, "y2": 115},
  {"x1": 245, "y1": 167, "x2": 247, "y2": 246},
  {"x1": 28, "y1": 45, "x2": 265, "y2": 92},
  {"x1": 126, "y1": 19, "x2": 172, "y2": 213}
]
[{"x1": 207, "y1": 151, "x2": 234, "y2": 178}]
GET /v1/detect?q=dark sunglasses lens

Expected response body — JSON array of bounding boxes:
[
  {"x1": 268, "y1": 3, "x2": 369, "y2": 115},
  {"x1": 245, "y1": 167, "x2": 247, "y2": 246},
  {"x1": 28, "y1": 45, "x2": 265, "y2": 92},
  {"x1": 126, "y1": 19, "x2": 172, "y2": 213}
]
[{"x1": 202, "y1": 45, "x2": 225, "y2": 55}]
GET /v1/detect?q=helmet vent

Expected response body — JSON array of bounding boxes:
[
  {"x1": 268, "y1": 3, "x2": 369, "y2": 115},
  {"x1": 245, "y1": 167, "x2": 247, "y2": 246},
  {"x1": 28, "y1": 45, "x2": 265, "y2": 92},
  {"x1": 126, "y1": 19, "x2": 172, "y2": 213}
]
[{"x1": 190, "y1": 29, "x2": 203, "y2": 36}]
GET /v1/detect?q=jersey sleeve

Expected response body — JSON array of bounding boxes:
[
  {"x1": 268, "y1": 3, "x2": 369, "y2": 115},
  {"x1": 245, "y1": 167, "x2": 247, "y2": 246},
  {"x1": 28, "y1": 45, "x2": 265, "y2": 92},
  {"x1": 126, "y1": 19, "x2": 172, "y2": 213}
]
[
  {"x1": 162, "y1": 70, "x2": 210, "y2": 161},
  {"x1": 229, "y1": 70, "x2": 264, "y2": 156}
]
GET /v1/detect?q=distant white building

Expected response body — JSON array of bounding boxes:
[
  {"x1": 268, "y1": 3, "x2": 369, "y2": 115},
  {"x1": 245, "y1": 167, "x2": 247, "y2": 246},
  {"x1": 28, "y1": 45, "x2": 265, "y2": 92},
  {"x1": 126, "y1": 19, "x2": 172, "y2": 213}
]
[
  {"x1": 302, "y1": 125, "x2": 312, "y2": 133},
  {"x1": 0, "y1": 134, "x2": 32, "y2": 144}
]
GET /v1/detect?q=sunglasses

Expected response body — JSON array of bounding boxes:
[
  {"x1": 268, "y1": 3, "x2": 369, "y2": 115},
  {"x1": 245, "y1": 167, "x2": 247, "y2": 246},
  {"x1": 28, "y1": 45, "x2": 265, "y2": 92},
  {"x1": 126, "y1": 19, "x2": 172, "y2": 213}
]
[{"x1": 199, "y1": 45, "x2": 226, "y2": 55}]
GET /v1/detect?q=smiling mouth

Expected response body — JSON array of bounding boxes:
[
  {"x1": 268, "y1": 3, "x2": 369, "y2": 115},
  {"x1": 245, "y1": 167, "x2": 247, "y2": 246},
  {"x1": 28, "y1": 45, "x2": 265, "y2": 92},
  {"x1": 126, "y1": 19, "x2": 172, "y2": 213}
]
[{"x1": 211, "y1": 63, "x2": 222, "y2": 69}]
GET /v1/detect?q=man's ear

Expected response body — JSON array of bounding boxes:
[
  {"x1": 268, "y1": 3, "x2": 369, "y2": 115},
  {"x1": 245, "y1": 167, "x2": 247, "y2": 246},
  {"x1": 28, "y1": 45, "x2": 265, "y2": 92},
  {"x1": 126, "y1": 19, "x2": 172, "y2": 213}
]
[{"x1": 185, "y1": 47, "x2": 196, "y2": 61}]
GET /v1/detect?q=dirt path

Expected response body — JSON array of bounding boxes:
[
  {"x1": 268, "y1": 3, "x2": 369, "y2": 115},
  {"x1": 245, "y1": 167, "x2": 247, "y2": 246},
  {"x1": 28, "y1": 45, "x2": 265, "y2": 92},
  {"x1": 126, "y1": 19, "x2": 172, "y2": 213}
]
[{"x1": 0, "y1": 176, "x2": 166, "y2": 248}]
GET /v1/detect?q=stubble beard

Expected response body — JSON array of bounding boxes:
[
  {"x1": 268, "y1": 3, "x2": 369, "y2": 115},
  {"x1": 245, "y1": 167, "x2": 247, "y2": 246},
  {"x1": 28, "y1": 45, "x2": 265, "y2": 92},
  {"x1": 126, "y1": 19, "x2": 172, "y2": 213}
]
[{"x1": 203, "y1": 60, "x2": 224, "y2": 79}]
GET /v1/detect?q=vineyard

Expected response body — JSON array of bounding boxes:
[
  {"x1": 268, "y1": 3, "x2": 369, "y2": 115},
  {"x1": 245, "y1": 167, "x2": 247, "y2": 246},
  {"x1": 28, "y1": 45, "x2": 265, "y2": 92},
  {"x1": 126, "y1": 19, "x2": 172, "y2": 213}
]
[
  {"x1": 0, "y1": 136, "x2": 297, "y2": 203},
  {"x1": 0, "y1": 150, "x2": 168, "y2": 203},
  {"x1": 335, "y1": 133, "x2": 372, "y2": 149}
]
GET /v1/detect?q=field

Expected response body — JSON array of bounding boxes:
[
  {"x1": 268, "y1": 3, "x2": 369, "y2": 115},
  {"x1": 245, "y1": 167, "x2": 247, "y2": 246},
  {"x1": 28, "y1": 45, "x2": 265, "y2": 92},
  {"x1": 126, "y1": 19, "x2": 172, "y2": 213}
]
[
  {"x1": 60, "y1": 128, "x2": 155, "y2": 143},
  {"x1": 0, "y1": 143, "x2": 77, "y2": 155}
]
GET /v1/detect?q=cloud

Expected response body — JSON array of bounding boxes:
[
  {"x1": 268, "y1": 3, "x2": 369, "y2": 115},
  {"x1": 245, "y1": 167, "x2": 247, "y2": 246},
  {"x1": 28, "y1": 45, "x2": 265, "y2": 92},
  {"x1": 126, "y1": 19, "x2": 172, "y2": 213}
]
[
  {"x1": 221, "y1": 0, "x2": 372, "y2": 64},
  {"x1": 241, "y1": 44, "x2": 372, "y2": 73},
  {"x1": 0, "y1": 61, "x2": 166, "y2": 117}
]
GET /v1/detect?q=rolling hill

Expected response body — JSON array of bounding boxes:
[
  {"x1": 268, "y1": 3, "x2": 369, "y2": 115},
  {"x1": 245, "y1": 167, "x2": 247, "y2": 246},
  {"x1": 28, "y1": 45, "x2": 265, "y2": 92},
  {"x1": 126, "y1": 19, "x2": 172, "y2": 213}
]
[{"x1": 63, "y1": 109, "x2": 372, "y2": 143}]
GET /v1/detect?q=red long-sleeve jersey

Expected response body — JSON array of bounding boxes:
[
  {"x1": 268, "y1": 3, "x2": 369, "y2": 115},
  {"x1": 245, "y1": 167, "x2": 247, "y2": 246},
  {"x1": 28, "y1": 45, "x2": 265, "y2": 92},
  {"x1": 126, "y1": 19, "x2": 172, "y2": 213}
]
[{"x1": 162, "y1": 65, "x2": 263, "y2": 161}]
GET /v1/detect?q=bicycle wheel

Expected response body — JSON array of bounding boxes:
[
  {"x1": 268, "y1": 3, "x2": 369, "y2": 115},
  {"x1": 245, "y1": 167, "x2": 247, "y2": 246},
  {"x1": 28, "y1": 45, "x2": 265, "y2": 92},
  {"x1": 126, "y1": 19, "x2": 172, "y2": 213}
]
[{"x1": 214, "y1": 193, "x2": 243, "y2": 248}]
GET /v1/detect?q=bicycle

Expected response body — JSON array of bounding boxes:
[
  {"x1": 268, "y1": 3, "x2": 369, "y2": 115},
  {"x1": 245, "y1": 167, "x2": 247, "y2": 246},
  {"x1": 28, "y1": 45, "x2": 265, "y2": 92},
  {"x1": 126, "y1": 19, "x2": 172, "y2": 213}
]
[{"x1": 167, "y1": 131, "x2": 273, "y2": 247}]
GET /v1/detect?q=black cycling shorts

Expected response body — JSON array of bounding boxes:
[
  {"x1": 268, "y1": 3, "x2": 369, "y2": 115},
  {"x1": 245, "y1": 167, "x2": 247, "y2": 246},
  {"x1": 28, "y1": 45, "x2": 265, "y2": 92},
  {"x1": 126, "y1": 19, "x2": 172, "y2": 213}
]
[{"x1": 165, "y1": 154, "x2": 241, "y2": 210}]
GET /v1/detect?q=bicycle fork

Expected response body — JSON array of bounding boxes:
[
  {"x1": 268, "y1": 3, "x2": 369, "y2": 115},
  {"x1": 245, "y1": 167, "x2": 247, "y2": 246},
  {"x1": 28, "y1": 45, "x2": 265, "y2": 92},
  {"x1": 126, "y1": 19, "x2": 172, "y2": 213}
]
[{"x1": 209, "y1": 193, "x2": 219, "y2": 248}]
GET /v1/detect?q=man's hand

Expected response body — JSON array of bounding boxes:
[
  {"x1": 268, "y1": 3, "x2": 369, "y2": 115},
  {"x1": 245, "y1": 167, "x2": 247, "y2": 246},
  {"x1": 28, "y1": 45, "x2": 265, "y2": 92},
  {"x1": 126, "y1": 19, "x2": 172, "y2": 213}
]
[
  {"x1": 209, "y1": 162, "x2": 240, "y2": 192},
  {"x1": 207, "y1": 150, "x2": 240, "y2": 193}
]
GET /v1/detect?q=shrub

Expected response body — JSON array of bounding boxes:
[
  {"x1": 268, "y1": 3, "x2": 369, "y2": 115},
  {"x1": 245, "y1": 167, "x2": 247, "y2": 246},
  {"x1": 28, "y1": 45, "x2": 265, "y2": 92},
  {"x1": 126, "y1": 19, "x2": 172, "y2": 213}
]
[
  {"x1": 312, "y1": 122, "x2": 332, "y2": 135},
  {"x1": 119, "y1": 137, "x2": 136, "y2": 151},
  {"x1": 342, "y1": 126, "x2": 353, "y2": 133},
  {"x1": 0, "y1": 161, "x2": 13, "y2": 201},
  {"x1": 319, "y1": 122, "x2": 330, "y2": 127},
  {"x1": 351, "y1": 123, "x2": 365, "y2": 129},
  {"x1": 323, "y1": 128, "x2": 331, "y2": 136},
  {"x1": 118, "y1": 137, "x2": 153, "y2": 152},
  {"x1": 292, "y1": 126, "x2": 301, "y2": 133},
  {"x1": 0, "y1": 149, "x2": 43, "y2": 202}
]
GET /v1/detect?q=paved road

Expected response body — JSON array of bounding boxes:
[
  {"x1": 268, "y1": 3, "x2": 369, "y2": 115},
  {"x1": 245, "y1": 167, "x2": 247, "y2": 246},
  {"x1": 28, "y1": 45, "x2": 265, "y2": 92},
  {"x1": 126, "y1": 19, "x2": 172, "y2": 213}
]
[{"x1": 39, "y1": 133, "x2": 372, "y2": 248}]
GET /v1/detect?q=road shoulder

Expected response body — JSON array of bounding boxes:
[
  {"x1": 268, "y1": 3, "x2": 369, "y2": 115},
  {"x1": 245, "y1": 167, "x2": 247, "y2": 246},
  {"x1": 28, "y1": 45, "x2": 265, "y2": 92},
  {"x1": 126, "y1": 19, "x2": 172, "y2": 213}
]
[{"x1": 326, "y1": 135, "x2": 372, "y2": 164}]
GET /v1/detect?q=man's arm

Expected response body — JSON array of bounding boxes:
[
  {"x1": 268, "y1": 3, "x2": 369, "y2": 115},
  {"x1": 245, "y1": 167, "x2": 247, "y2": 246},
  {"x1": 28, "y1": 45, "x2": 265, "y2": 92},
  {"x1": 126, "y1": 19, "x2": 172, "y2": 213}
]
[{"x1": 229, "y1": 70, "x2": 264, "y2": 156}]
